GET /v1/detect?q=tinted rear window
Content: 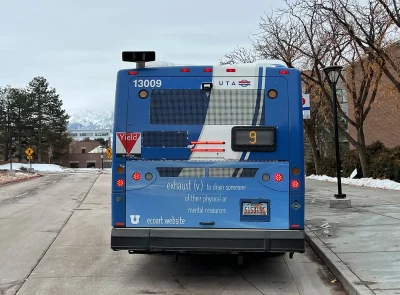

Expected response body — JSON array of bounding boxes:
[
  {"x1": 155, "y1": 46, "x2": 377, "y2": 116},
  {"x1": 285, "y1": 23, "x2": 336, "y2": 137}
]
[{"x1": 149, "y1": 89, "x2": 265, "y2": 125}]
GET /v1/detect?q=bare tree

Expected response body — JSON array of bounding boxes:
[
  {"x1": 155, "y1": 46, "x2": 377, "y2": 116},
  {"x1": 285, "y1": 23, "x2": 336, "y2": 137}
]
[
  {"x1": 377, "y1": 0, "x2": 400, "y2": 28},
  {"x1": 219, "y1": 46, "x2": 258, "y2": 65},
  {"x1": 302, "y1": 76, "x2": 328, "y2": 174},
  {"x1": 316, "y1": 0, "x2": 400, "y2": 93},
  {"x1": 221, "y1": 0, "x2": 390, "y2": 177},
  {"x1": 253, "y1": 1, "x2": 346, "y2": 174},
  {"x1": 253, "y1": 11, "x2": 306, "y2": 68},
  {"x1": 285, "y1": 0, "x2": 388, "y2": 176}
]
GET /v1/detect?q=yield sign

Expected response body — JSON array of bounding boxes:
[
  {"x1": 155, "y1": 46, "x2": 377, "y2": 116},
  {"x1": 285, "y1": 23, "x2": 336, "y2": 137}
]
[{"x1": 116, "y1": 132, "x2": 141, "y2": 154}]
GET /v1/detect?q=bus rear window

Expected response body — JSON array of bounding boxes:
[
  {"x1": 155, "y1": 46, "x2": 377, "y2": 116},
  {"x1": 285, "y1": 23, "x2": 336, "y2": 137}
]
[{"x1": 149, "y1": 89, "x2": 265, "y2": 125}]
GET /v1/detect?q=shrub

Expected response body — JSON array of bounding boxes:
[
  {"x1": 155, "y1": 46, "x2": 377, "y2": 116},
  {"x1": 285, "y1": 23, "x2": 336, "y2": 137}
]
[
  {"x1": 305, "y1": 161, "x2": 316, "y2": 175},
  {"x1": 319, "y1": 156, "x2": 337, "y2": 176},
  {"x1": 306, "y1": 141, "x2": 400, "y2": 182},
  {"x1": 341, "y1": 149, "x2": 360, "y2": 177}
]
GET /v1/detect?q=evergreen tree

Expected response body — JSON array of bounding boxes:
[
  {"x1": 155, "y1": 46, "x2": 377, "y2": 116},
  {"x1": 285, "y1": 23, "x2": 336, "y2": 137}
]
[
  {"x1": 0, "y1": 87, "x2": 8, "y2": 160},
  {"x1": 0, "y1": 86, "x2": 17, "y2": 161},
  {"x1": 27, "y1": 77, "x2": 71, "y2": 162},
  {"x1": 0, "y1": 77, "x2": 71, "y2": 163},
  {"x1": 8, "y1": 87, "x2": 31, "y2": 162},
  {"x1": 44, "y1": 94, "x2": 71, "y2": 161}
]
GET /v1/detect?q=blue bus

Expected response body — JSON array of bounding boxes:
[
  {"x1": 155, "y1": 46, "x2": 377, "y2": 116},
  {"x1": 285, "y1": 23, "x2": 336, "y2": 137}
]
[{"x1": 111, "y1": 51, "x2": 305, "y2": 260}]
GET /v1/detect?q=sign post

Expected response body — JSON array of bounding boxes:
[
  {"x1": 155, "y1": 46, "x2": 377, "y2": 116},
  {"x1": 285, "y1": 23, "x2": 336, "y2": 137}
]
[{"x1": 25, "y1": 147, "x2": 34, "y2": 172}]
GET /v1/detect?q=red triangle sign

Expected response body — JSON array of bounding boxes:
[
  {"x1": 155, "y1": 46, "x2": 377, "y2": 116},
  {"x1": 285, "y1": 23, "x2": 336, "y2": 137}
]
[{"x1": 117, "y1": 132, "x2": 140, "y2": 154}]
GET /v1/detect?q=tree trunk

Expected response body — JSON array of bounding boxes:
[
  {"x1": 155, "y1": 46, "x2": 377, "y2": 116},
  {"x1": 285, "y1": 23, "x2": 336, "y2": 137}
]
[
  {"x1": 3, "y1": 140, "x2": 9, "y2": 161},
  {"x1": 17, "y1": 135, "x2": 22, "y2": 163},
  {"x1": 304, "y1": 124, "x2": 322, "y2": 174},
  {"x1": 357, "y1": 127, "x2": 369, "y2": 177},
  {"x1": 38, "y1": 137, "x2": 42, "y2": 163}
]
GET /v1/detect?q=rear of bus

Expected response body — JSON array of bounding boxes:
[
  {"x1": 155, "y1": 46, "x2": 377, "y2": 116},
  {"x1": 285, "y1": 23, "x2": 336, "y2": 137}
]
[{"x1": 111, "y1": 51, "x2": 305, "y2": 254}]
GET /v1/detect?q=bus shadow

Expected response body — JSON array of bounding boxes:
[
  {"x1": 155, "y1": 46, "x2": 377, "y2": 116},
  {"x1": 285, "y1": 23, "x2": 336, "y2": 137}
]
[
  {"x1": 124, "y1": 251, "x2": 286, "y2": 277},
  {"x1": 121, "y1": 252, "x2": 289, "y2": 293}
]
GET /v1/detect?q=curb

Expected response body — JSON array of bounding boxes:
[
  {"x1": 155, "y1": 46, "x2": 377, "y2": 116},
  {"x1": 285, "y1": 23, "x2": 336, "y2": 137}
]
[
  {"x1": 305, "y1": 226, "x2": 374, "y2": 295},
  {"x1": 0, "y1": 174, "x2": 42, "y2": 186}
]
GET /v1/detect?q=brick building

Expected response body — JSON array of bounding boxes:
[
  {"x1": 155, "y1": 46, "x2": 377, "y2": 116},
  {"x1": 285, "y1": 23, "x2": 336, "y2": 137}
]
[
  {"x1": 346, "y1": 42, "x2": 400, "y2": 148},
  {"x1": 60, "y1": 139, "x2": 112, "y2": 168}
]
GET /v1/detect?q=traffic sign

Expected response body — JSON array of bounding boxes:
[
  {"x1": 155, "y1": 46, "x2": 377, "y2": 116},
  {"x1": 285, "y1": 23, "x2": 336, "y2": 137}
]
[
  {"x1": 116, "y1": 132, "x2": 141, "y2": 154},
  {"x1": 302, "y1": 94, "x2": 310, "y2": 120},
  {"x1": 27, "y1": 155, "x2": 33, "y2": 160},
  {"x1": 25, "y1": 147, "x2": 34, "y2": 156},
  {"x1": 105, "y1": 147, "x2": 112, "y2": 156}
]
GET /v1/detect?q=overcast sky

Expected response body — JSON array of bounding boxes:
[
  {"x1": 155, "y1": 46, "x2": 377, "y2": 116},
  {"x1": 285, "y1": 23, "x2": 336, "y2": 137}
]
[{"x1": 1, "y1": 0, "x2": 283, "y2": 113}]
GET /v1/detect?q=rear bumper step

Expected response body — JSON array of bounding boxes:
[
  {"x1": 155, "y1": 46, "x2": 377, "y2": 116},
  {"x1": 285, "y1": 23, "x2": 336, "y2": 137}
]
[{"x1": 111, "y1": 228, "x2": 305, "y2": 253}]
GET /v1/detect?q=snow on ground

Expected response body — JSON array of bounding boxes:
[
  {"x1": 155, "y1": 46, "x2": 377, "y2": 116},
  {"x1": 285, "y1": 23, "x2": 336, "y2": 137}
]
[
  {"x1": 63, "y1": 168, "x2": 111, "y2": 173},
  {"x1": 307, "y1": 175, "x2": 400, "y2": 191},
  {"x1": 0, "y1": 171, "x2": 39, "y2": 185},
  {"x1": 0, "y1": 163, "x2": 65, "y2": 172},
  {"x1": 0, "y1": 163, "x2": 111, "y2": 173}
]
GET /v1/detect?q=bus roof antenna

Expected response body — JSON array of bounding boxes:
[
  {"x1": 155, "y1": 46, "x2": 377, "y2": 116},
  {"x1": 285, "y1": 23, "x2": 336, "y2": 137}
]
[{"x1": 122, "y1": 51, "x2": 156, "y2": 68}]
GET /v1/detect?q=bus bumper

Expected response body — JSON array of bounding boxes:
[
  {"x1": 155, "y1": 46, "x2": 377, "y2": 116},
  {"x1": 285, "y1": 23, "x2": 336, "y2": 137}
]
[{"x1": 111, "y1": 228, "x2": 305, "y2": 253}]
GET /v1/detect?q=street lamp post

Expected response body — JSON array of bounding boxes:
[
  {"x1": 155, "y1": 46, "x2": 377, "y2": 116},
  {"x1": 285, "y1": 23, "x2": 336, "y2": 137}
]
[{"x1": 323, "y1": 65, "x2": 347, "y2": 199}]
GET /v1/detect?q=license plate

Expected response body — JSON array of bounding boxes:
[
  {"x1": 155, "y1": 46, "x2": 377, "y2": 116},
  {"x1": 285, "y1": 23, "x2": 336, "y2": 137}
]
[{"x1": 242, "y1": 202, "x2": 268, "y2": 216}]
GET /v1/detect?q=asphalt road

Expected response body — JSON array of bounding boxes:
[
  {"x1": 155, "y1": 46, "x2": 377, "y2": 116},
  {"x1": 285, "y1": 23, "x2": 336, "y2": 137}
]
[{"x1": 0, "y1": 172, "x2": 347, "y2": 295}]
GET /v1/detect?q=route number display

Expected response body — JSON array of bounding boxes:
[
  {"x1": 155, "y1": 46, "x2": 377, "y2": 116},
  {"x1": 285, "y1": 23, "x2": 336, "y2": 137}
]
[{"x1": 231, "y1": 126, "x2": 276, "y2": 152}]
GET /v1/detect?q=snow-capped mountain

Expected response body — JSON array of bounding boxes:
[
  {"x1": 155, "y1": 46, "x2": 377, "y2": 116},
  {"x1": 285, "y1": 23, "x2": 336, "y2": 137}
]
[{"x1": 68, "y1": 109, "x2": 114, "y2": 130}]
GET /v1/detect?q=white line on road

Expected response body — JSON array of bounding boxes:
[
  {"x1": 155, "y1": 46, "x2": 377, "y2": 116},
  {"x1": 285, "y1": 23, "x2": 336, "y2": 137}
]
[{"x1": 16, "y1": 192, "x2": 28, "y2": 198}]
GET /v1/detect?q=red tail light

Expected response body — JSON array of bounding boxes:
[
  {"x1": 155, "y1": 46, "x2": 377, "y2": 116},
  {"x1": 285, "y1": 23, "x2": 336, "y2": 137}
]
[
  {"x1": 226, "y1": 68, "x2": 236, "y2": 72},
  {"x1": 203, "y1": 68, "x2": 213, "y2": 72},
  {"x1": 290, "y1": 224, "x2": 300, "y2": 229},
  {"x1": 133, "y1": 172, "x2": 141, "y2": 181},
  {"x1": 180, "y1": 68, "x2": 190, "y2": 72},
  {"x1": 191, "y1": 148, "x2": 225, "y2": 152},
  {"x1": 291, "y1": 180, "x2": 300, "y2": 188},
  {"x1": 116, "y1": 179, "x2": 124, "y2": 187},
  {"x1": 279, "y1": 69, "x2": 289, "y2": 75},
  {"x1": 116, "y1": 222, "x2": 125, "y2": 227},
  {"x1": 274, "y1": 173, "x2": 283, "y2": 182},
  {"x1": 128, "y1": 71, "x2": 138, "y2": 75}
]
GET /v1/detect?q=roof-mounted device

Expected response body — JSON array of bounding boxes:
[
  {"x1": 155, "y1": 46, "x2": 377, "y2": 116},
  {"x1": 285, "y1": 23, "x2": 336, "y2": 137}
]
[{"x1": 122, "y1": 51, "x2": 156, "y2": 68}]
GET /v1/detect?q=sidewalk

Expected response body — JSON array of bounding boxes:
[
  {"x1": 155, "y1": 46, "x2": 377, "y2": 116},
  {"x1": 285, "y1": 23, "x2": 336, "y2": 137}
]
[{"x1": 305, "y1": 179, "x2": 400, "y2": 295}]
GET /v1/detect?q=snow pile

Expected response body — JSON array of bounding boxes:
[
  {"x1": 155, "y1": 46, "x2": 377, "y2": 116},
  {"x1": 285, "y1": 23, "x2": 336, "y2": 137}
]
[
  {"x1": 0, "y1": 163, "x2": 65, "y2": 172},
  {"x1": 307, "y1": 175, "x2": 400, "y2": 190},
  {"x1": 63, "y1": 168, "x2": 102, "y2": 172},
  {"x1": 0, "y1": 172, "x2": 38, "y2": 185}
]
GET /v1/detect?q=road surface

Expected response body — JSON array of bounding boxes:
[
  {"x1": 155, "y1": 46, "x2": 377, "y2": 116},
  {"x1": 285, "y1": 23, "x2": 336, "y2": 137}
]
[{"x1": 0, "y1": 172, "x2": 347, "y2": 295}]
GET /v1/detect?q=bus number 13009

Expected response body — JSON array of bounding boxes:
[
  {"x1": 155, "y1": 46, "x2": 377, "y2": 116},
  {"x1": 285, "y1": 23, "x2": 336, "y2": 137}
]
[{"x1": 133, "y1": 79, "x2": 162, "y2": 88}]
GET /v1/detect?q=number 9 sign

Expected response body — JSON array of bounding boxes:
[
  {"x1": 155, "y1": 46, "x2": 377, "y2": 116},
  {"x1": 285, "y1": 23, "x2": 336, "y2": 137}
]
[{"x1": 249, "y1": 131, "x2": 257, "y2": 144}]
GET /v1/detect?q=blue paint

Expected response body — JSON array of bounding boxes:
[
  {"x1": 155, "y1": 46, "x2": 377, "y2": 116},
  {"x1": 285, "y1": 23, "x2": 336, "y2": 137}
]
[
  {"x1": 124, "y1": 160, "x2": 289, "y2": 229},
  {"x1": 111, "y1": 63, "x2": 304, "y2": 231}
]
